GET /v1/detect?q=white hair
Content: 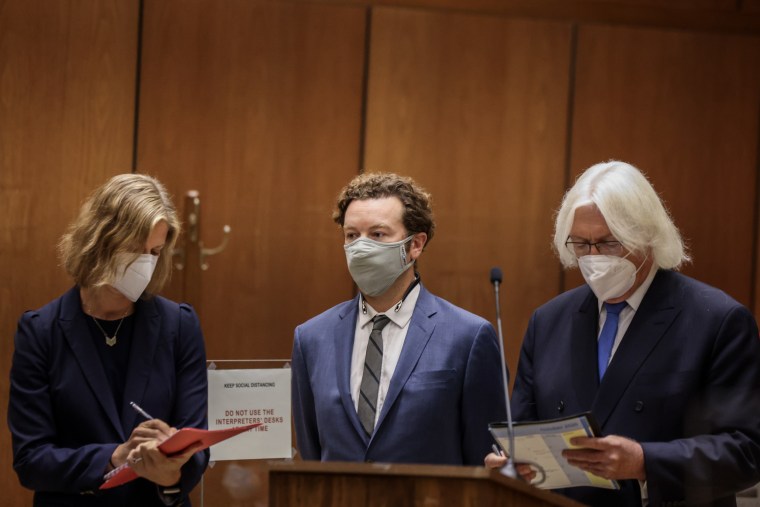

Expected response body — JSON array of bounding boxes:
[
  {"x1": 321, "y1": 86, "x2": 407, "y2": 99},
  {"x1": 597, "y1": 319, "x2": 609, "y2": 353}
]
[{"x1": 553, "y1": 160, "x2": 690, "y2": 269}]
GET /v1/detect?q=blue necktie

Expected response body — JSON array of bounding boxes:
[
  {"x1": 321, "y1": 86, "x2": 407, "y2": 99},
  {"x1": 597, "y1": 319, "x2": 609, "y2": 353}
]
[{"x1": 598, "y1": 301, "x2": 627, "y2": 380}]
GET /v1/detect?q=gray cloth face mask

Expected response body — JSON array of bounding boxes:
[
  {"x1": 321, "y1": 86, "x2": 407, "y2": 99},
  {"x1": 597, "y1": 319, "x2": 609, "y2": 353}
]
[{"x1": 344, "y1": 235, "x2": 415, "y2": 297}]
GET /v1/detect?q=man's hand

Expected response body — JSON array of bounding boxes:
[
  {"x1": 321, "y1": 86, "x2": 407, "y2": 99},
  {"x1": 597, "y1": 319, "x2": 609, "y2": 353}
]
[
  {"x1": 484, "y1": 452, "x2": 537, "y2": 483},
  {"x1": 484, "y1": 451, "x2": 507, "y2": 469},
  {"x1": 562, "y1": 435, "x2": 646, "y2": 481}
]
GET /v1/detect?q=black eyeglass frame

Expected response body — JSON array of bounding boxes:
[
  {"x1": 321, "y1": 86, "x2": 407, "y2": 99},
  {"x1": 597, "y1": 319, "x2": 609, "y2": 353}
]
[{"x1": 564, "y1": 238, "x2": 625, "y2": 256}]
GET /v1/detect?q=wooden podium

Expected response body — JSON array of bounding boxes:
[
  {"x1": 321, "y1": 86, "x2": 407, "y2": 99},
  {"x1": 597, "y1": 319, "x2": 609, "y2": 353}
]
[{"x1": 268, "y1": 461, "x2": 583, "y2": 507}]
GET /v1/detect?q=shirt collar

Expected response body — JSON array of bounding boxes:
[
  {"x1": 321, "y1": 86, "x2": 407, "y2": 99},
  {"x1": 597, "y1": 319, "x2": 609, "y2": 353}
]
[{"x1": 358, "y1": 284, "x2": 421, "y2": 330}]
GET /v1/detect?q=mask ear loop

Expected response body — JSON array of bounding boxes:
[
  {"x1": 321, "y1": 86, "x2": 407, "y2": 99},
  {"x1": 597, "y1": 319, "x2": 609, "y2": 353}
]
[
  {"x1": 400, "y1": 234, "x2": 417, "y2": 265},
  {"x1": 360, "y1": 272, "x2": 421, "y2": 314},
  {"x1": 394, "y1": 273, "x2": 421, "y2": 313},
  {"x1": 627, "y1": 249, "x2": 650, "y2": 276},
  {"x1": 392, "y1": 236, "x2": 420, "y2": 313}
]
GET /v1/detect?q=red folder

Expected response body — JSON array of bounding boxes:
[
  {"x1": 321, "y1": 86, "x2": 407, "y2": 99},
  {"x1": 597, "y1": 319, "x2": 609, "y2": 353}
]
[{"x1": 100, "y1": 423, "x2": 261, "y2": 489}]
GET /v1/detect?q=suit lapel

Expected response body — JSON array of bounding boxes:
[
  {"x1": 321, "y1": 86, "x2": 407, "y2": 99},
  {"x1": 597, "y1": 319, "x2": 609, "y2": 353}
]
[
  {"x1": 59, "y1": 288, "x2": 123, "y2": 437},
  {"x1": 592, "y1": 271, "x2": 681, "y2": 428},
  {"x1": 374, "y1": 287, "x2": 436, "y2": 433},
  {"x1": 335, "y1": 297, "x2": 368, "y2": 443},
  {"x1": 571, "y1": 289, "x2": 601, "y2": 411},
  {"x1": 121, "y1": 298, "x2": 162, "y2": 432}
]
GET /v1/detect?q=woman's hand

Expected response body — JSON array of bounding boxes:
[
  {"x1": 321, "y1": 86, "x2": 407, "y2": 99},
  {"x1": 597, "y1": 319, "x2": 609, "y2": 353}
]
[
  {"x1": 110, "y1": 419, "x2": 175, "y2": 469},
  {"x1": 126, "y1": 439, "x2": 204, "y2": 487}
]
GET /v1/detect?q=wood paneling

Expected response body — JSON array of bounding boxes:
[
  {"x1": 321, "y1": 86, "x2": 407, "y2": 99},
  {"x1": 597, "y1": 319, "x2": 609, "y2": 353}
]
[
  {"x1": 268, "y1": 461, "x2": 582, "y2": 507},
  {"x1": 582, "y1": 0, "x2": 733, "y2": 7},
  {"x1": 138, "y1": 3, "x2": 365, "y2": 501},
  {"x1": 138, "y1": 0, "x2": 365, "y2": 357},
  {"x1": 745, "y1": 0, "x2": 760, "y2": 13},
  {"x1": 757, "y1": 166, "x2": 760, "y2": 318},
  {"x1": 299, "y1": 0, "x2": 760, "y2": 33},
  {"x1": 0, "y1": 1, "x2": 138, "y2": 505},
  {"x1": 569, "y1": 25, "x2": 760, "y2": 306},
  {"x1": 364, "y1": 7, "x2": 572, "y2": 373}
]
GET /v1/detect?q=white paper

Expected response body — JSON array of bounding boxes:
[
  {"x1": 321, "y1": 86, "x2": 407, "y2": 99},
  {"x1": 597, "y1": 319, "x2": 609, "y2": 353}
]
[
  {"x1": 207, "y1": 368, "x2": 291, "y2": 461},
  {"x1": 490, "y1": 413, "x2": 618, "y2": 490}
]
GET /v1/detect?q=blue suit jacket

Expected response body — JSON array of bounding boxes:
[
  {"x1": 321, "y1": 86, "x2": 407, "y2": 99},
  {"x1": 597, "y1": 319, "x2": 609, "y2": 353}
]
[
  {"x1": 512, "y1": 270, "x2": 760, "y2": 507},
  {"x1": 291, "y1": 285, "x2": 507, "y2": 465},
  {"x1": 8, "y1": 287, "x2": 209, "y2": 507}
]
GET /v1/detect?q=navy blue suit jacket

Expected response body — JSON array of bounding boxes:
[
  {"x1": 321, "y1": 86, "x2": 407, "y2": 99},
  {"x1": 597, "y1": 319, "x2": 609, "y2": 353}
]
[
  {"x1": 512, "y1": 270, "x2": 760, "y2": 506},
  {"x1": 8, "y1": 287, "x2": 209, "y2": 507},
  {"x1": 291, "y1": 285, "x2": 507, "y2": 465}
]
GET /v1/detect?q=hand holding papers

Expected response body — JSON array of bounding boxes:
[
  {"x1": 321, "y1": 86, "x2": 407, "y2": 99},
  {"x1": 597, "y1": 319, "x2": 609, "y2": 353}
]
[
  {"x1": 101, "y1": 423, "x2": 261, "y2": 489},
  {"x1": 489, "y1": 412, "x2": 619, "y2": 490}
]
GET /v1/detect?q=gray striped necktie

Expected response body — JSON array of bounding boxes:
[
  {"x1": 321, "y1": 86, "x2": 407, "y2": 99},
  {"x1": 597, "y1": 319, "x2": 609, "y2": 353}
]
[{"x1": 358, "y1": 314, "x2": 390, "y2": 436}]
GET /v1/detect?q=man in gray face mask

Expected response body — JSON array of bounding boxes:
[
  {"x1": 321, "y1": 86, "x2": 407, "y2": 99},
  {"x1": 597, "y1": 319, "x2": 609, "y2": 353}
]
[
  {"x1": 485, "y1": 161, "x2": 760, "y2": 507},
  {"x1": 291, "y1": 172, "x2": 506, "y2": 466}
]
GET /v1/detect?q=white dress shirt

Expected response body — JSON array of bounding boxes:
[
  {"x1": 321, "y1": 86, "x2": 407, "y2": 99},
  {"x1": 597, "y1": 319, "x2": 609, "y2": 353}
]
[
  {"x1": 595, "y1": 263, "x2": 657, "y2": 505},
  {"x1": 597, "y1": 263, "x2": 658, "y2": 363},
  {"x1": 350, "y1": 284, "x2": 421, "y2": 426}
]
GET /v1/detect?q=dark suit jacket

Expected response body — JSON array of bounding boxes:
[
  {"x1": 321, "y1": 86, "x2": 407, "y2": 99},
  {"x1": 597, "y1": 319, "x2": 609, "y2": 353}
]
[
  {"x1": 512, "y1": 270, "x2": 760, "y2": 507},
  {"x1": 291, "y1": 285, "x2": 507, "y2": 465},
  {"x1": 8, "y1": 287, "x2": 209, "y2": 507}
]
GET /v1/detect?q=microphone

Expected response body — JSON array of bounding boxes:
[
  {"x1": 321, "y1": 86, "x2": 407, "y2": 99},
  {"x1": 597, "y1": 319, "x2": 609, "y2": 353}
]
[{"x1": 490, "y1": 267, "x2": 517, "y2": 479}]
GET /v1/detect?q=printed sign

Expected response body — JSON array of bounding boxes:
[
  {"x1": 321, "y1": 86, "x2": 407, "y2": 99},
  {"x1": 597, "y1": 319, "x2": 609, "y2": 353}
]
[{"x1": 207, "y1": 368, "x2": 291, "y2": 460}]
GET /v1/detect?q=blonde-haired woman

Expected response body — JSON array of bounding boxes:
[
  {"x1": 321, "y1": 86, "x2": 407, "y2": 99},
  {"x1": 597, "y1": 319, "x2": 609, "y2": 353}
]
[{"x1": 8, "y1": 174, "x2": 208, "y2": 506}]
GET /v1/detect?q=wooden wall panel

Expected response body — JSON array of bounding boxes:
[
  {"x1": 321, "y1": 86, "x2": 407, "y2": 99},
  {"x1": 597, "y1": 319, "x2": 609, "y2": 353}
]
[
  {"x1": 364, "y1": 7, "x2": 572, "y2": 372},
  {"x1": 0, "y1": 1, "x2": 138, "y2": 505},
  {"x1": 757, "y1": 167, "x2": 760, "y2": 319},
  {"x1": 569, "y1": 25, "x2": 760, "y2": 306},
  {"x1": 309, "y1": 0, "x2": 760, "y2": 33},
  {"x1": 138, "y1": 1, "x2": 365, "y2": 359},
  {"x1": 138, "y1": 2, "x2": 366, "y2": 502},
  {"x1": 324, "y1": 0, "x2": 740, "y2": 13},
  {"x1": 573, "y1": 0, "x2": 733, "y2": 7},
  {"x1": 745, "y1": 0, "x2": 760, "y2": 12}
]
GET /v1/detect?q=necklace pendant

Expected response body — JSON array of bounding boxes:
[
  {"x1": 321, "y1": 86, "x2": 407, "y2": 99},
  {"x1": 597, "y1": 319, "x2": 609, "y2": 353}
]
[{"x1": 105, "y1": 336, "x2": 117, "y2": 347}]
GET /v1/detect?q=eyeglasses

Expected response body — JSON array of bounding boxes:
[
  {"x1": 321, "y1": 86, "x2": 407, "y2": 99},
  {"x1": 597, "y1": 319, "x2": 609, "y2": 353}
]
[{"x1": 565, "y1": 238, "x2": 624, "y2": 257}]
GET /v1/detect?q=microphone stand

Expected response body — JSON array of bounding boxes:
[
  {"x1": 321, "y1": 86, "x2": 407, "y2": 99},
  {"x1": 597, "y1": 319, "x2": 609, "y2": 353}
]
[{"x1": 491, "y1": 268, "x2": 517, "y2": 479}]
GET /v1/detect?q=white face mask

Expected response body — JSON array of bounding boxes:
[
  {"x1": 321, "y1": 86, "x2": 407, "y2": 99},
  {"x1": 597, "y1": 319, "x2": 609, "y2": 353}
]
[
  {"x1": 344, "y1": 236, "x2": 415, "y2": 297},
  {"x1": 578, "y1": 254, "x2": 644, "y2": 302},
  {"x1": 110, "y1": 253, "x2": 158, "y2": 302}
]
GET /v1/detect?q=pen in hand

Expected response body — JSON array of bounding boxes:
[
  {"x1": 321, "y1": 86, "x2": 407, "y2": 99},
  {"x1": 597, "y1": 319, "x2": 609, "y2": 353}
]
[
  {"x1": 116, "y1": 402, "x2": 155, "y2": 472},
  {"x1": 492, "y1": 444, "x2": 505, "y2": 457},
  {"x1": 129, "y1": 401, "x2": 154, "y2": 420},
  {"x1": 105, "y1": 403, "x2": 161, "y2": 480}
]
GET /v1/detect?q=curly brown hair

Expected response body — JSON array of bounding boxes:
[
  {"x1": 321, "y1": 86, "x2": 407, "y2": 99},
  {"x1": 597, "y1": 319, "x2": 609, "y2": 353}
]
[{"x1": 333, "y1": 172, "x2": 435, "y2": 247}]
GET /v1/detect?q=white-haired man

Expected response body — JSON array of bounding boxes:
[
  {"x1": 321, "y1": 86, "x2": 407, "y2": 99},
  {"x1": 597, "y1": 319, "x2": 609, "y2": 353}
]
[{"x1": 486, "y1": 161, "x2": 760, "y2": 506}]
